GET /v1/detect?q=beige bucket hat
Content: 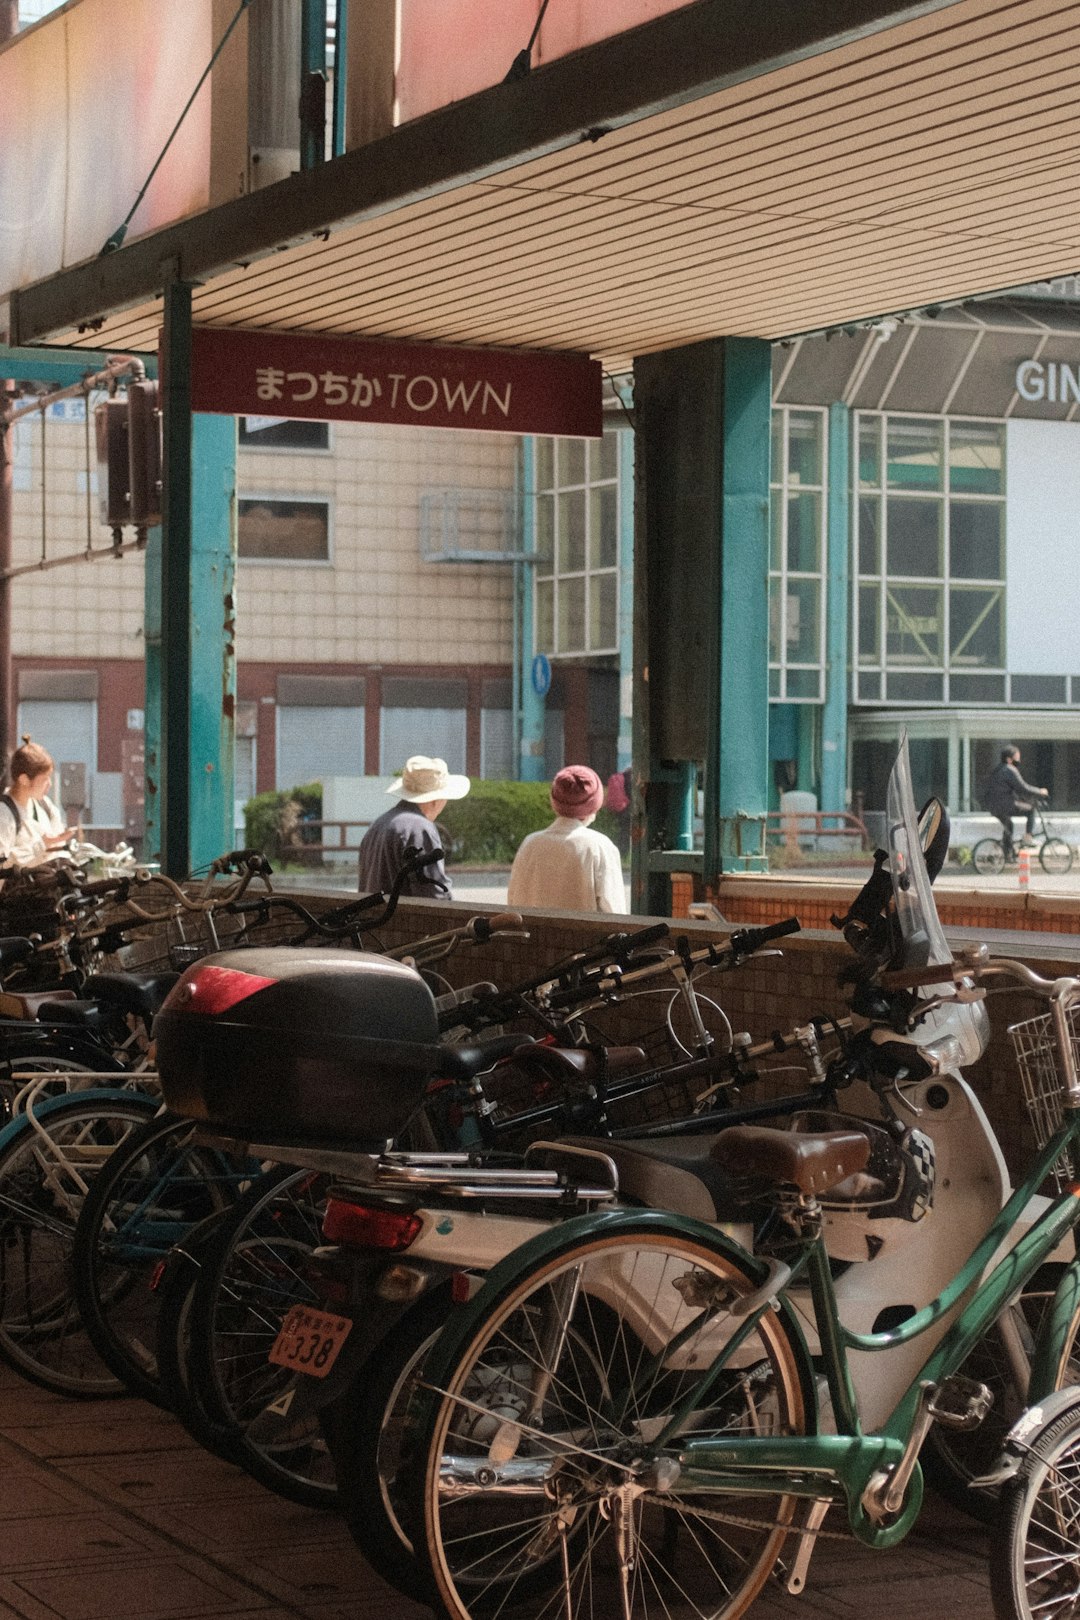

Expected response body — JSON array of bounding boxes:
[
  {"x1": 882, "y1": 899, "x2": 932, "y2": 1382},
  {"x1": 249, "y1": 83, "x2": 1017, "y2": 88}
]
[{"x1": 389, "y1": 755, "x2": 471, "y2": 805}]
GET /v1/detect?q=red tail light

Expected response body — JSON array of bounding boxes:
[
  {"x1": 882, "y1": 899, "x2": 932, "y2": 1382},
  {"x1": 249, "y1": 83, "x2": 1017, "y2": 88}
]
[
  {"x1": 322, "y1": 1199, "x2": 422, "y2": 1252},
  {"x1": 166, "y1": 965, "x2": 277, "y2": 1017}
]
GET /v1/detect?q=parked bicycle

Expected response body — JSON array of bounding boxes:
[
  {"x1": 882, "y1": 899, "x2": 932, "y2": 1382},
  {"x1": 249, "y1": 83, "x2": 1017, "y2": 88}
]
[{"x1": 972, "y1": 798, "x2": 1073, "y2": 875}]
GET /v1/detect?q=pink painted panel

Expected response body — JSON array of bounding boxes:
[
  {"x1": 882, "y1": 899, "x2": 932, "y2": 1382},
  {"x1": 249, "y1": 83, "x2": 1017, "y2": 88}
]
[{"x1": 397, "y1": 0, "x2": 693, "y2": 123}]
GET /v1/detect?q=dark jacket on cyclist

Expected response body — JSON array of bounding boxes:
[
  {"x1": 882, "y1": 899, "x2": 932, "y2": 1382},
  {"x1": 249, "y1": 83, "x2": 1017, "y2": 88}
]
[
  {"x1": 984, "y1": 759, "x2": 1043, "y2": 820},
  {"x1": 984, "y1": 755, "x2": 1047, "y2": 854}
]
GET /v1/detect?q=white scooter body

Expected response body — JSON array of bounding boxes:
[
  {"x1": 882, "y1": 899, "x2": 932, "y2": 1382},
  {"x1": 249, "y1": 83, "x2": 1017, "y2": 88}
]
[{"x1": 785, "y1": 1071, "x2": 1071, "y2": 1432}]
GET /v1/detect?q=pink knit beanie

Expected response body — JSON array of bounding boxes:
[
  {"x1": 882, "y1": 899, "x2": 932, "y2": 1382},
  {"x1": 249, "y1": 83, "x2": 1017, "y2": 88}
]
[{"x1": 551, "y1": 765, "x2": 604, "y2": 819}]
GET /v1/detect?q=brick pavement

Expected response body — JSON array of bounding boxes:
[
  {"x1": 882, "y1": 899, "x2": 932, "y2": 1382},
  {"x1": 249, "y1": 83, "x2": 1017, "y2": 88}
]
[{"x1": 0, "y1": 1362, "x2": 994, "y2": 1620}]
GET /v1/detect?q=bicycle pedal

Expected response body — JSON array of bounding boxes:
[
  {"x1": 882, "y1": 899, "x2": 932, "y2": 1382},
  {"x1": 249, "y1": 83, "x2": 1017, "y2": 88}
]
[{"x1": 927, "y1": 1376, "x2": 994, "y2": 1431}]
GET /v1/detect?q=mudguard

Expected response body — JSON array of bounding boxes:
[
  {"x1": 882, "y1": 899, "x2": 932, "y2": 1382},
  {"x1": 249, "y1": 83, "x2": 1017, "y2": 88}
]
[
  {"x1": 0, "y1": 1084, "x2": 156, "y2": 1153},
  {"x1": 247, "y1": 1253, "x2": 456, "y2": 1445},
  {"x1": 1029, "y1": 1254, "x2": 1080, "y2": 1404},
  {"x1": 414, "y1": 1207, "x2": 819, "y2": 1435}
]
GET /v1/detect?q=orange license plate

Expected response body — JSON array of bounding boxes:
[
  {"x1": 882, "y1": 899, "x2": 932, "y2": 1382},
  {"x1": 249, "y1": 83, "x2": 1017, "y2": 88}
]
[{"x1": 267, "y1": 1304, "x2": 353, "y2": 1378}]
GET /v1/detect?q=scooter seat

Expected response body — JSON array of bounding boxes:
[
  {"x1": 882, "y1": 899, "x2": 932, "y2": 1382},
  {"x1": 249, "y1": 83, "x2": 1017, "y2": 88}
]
[{"x1": 558, "y1": 1134, "x2": 743, "y2": 1223}]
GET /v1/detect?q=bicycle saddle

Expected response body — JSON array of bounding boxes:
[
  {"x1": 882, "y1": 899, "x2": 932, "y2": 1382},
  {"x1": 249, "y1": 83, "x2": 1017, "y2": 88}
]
[
  {"x1": 435, "y1": 1034, "x2": 537, "y2": 1082},
  {"x1": 710, "y1": 1124, "x2": 871, "y2": 1196},
  {"x1": 83, "y1": 971, "x2": 180, "y2": 1026},
  {"x1": 510, "y1": 1045, "x2": 647, "y2": 1084}
]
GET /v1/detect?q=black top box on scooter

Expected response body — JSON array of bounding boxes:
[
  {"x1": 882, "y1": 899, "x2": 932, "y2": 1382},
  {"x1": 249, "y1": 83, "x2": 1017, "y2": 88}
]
[{"x1": 153, "y1": 947, "x2": 441, "y2": 1145}]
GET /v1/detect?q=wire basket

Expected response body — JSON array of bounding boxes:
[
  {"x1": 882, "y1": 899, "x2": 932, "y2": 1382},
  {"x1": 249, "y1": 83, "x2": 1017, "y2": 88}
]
[{"x1": 1008, "y1": 1004, "x2": 1080, "y2": 1188}]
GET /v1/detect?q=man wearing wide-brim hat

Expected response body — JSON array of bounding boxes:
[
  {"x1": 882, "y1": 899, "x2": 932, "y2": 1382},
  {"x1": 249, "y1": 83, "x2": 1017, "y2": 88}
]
[{"x1": 357, "y1": 756, "x2": 470, "y2": 900}]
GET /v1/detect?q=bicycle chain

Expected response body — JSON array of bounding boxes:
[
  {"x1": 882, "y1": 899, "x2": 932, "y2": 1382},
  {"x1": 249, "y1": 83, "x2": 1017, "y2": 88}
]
[{"x1": 640, "y1": 1493, "x2": 854, "y2": 1541}]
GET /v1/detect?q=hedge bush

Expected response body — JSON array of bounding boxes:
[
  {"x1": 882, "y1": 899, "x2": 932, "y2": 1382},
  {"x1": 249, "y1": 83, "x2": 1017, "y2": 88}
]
[
  {"x1": 439, "y1": 778, "x2": 622, "y2": 865},
  {"x1": 243, "y1": 782, "x2": 322, "y2": 859},
  {"x1": 241, "y1": 778, "x2": 623, "y2": 866}
]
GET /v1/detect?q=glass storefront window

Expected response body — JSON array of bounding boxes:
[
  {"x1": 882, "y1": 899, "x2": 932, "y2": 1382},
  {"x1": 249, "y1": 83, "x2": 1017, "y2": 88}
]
[
  {"x1": 887, "y1": 497, "x2": 942, "y2": 577},
  {"x1": 533, "y1": 429, "x2": 622, "y2": 657},
  {"x1": 887, "y1": 418, "x2": 943, "y2": 491},
  {"x1": 854, "y1": 412, "x2": 1006, "y2": 704},
  {"x1": 769, "y1": 407, "x2": 827, "y2": 704}
]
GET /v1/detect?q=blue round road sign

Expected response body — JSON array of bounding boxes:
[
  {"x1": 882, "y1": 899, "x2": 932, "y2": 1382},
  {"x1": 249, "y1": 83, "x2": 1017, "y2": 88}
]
[{"x1": 531, "y1": 653, "x2": 552, "y2": 697}]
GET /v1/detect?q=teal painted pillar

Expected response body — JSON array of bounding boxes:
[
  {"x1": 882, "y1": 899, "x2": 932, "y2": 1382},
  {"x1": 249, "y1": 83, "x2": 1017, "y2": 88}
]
[
  {"x1": 160, "y1": 284, "x2": 238, "y2": 876},
  {"x1": 189, "y1": 414, "x2": 237, "y2": 871},
  {"x1": 143, "y1": 526, "x2": 162, "y2": 860},
  {"x1": 518, "y1": 437, "x2": 546, "y2": 781},
  {"x1": 616, "y1": 428, "x2": 634, "y2": 772},
  {"x1": 161, "y1": 282, "x2": 193, "y2": 878},
  {"x1": 704, "y1": 338, "x2": 772, "y2": 877},
  {"x1": 821, "y1": 401, "x2": 850, "y2": 812}
]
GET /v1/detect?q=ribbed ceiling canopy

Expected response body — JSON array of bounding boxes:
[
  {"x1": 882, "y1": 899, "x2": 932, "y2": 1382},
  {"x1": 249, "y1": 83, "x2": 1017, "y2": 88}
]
[{"x1": 13, "y1": 0, "x2": 1080, "y2": 369}]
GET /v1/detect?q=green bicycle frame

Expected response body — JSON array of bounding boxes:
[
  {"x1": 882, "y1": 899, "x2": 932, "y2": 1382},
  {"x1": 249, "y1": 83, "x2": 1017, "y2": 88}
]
[{"x1": 670, "y1": 1108, "x2": 1080, "y2": 1549}]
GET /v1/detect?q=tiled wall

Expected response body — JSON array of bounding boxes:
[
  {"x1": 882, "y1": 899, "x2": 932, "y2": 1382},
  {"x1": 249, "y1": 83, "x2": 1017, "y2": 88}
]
[{"x1": 9, "y1": 415, "x2": 517, "y2": 668}]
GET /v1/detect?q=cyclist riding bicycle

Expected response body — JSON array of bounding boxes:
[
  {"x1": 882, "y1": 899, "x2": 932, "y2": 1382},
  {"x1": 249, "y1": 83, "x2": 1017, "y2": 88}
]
[{"x1": 982, "y1": 744, "x2": 1049, "y2": 860}]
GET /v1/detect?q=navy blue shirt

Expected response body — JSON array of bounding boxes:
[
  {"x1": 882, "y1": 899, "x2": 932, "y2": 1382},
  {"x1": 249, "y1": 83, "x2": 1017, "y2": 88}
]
[{"x1": 356, "y1": 801, "x2": 451, "y2": 899}]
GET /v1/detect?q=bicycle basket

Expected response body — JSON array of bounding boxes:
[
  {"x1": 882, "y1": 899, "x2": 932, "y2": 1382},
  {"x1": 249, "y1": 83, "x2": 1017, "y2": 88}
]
[{"x1": 1008, "y1": 1006, "x2": 1080, "y2": 1188}]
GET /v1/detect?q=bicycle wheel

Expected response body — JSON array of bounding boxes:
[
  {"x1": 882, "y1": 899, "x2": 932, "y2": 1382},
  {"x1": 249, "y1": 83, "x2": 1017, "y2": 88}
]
[
  {"x1": 331, "y1": 1283, "x2": 455, "y2": 1600},
  {"x1": 923, "y1": 1265, "x2": 1080, "y2": 1525},
  {"x1": 990, "y1": 1397, "x2": 1080, "y2": 1620},
  {"x1": 1040, "y1": 839, "x2": 1073, "y2": 876},
  {"x1": 73, "y1": 1111, "x2": 254, "y2": 1406},
  {"x1": 154, "y1": 1211, "x2": 248, "y2": 1464},
  {"x1": 0, "y1": 1090, "x2": 158, "y2": 1396},
  {"x1": 973, "y1": 839, "x2": 1006, "y2": 875},
  {"x1": 187, "y1": 1166, "x2": 336, "y2": 1508},
  {"x1": 409, "y1": 1215, "x2": 812, "y2": 1620}
]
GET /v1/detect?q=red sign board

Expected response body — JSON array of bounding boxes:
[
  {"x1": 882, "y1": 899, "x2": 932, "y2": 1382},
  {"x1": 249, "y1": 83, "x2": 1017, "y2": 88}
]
[{"x1": 186, "y1": 327, "x2": 603, "y2": 438}]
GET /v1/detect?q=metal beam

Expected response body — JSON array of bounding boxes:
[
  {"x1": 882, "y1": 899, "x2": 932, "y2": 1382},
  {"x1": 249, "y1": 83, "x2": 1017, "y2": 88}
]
[
  {"x1": 0, "y1": 345, "x2": 155, "y2": 389},
  {"x1": 11, "y1": 0, "x2": 961, "y2": 345}
]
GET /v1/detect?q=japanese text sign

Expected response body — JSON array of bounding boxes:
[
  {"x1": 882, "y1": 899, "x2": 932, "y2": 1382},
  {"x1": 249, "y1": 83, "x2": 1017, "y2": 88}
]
[{"x1": 186, "y1": 327, "x2": 603, "y2": 438}]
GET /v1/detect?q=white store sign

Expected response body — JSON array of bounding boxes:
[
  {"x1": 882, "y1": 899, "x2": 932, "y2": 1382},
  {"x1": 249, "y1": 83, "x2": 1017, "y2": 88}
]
[{"x1": 1015, "y1": 360, "x2": 1080, "y2": 404}]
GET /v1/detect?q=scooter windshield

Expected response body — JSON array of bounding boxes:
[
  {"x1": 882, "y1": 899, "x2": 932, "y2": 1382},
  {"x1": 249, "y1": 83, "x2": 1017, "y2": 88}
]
[{"x1": 886, "y1": 737, "x2": 989, "y2": 1066}]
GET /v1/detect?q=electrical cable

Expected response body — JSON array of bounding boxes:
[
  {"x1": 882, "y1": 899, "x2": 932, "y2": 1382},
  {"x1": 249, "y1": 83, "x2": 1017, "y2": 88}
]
[{"x1": 505, "y1": 0, "x2": 554, "y2": 82}]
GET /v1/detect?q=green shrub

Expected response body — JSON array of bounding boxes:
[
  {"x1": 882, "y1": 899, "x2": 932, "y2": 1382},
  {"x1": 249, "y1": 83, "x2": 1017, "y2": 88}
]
[
  {"x1": 243, "y1": 782, "x2": 322, "y2": 859},
  {"x1": 439, "y1": 779, "x2": 623, "y2": 865}
]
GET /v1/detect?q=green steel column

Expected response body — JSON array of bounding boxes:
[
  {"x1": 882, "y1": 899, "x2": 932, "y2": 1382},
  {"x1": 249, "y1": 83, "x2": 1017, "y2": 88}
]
[
  {"x1": 300, "y1": 0, "x2": 328, "y2": 170},
  {"x1": 518, "y1": 437, "x2": 546, "y2": 782},
  {"x1": 189, "y1": 413, "x2": 237, "y2": 871},
  {"x1": 331, "y1": 0, "x2": 348, "y2": 157},
  {"x1": 704, "y1": 337, "x2": 772, "y2": 877},
  {"x1": 616, "y1": 427, "x2": 634, "y2": 772},
  {"x1": 821, "y1": 401, "x2": 850, "y2": 813},
  {"x1": 161, "y1": 282, "x2": 193, "y2": 879},
  {"x1": 143, "y1": 525, "x2": 162, "y2": 860}
]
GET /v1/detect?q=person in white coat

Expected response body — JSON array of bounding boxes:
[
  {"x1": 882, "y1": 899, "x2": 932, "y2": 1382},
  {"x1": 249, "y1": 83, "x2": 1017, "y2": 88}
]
[
  {"x1": 0, "y1": 737, "x2": 72, "y2": 868},
  {"x1": 507, "y1": 765, "x2": 626, "y2": 913}
]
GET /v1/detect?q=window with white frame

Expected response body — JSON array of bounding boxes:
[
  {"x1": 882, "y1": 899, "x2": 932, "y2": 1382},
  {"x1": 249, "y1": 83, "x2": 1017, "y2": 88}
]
[
  {"x1": 769, "y1": 408, "x2": 827, "y2": 702},
  {"x1": 238, "y1": 496, "x2": 331, "y2": 562},
  {"x1": 533, "y1": 432, "x2": 620, "y2": 657},
  {"x1": 854, "y1": 414, "x2": 1005, "y2": 704}
]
